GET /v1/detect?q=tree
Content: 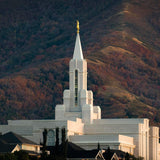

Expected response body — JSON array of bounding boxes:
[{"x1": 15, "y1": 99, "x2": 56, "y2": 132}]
[
  {"x1": 4, "y1": 153, "x2": 16, "y2": 160},
  {"x1": 0, "y1": 154, "x2": 5, "y2": 160},
  {"x1": 40, "y1": 129, "x2": 48, "y2": 160},
  {"x1": 43, "y1": 128, "x2": 48, "y2": 147},
  {"x1": 14, "y1": 151, "x2": 29, "y2": 160},
  {"x1": 107, "y1": 146, "x2": 111, "y2": 153},
  {"x1": 97, "y1": 142, "x2": 100, "y2": 150},
  {"x1": 61, "y1": 128, "x2": 66, "y2": 147},
  {"x1": 55, "y1": 127, "x2": 59, "y2": 153},
  {"x1": 125, "y1": 152, "x2": 130, "y2": 160},
  {"x1": 61, "y1": 127, "x2": 68, "y2": 159}
]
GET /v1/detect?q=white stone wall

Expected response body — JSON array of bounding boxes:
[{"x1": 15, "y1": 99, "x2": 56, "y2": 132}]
[
  {"x1": 83, "y1": 118, "x2": 150, "y2": 160},
  {"x1": 158, "y1": 143, "x2": 160, "y2": 160},
  {"x1": 149, "y1": 126, "x2": 159, "y2": 160},
  {"x1": 1, "y1": 119, "x2": 68, "y2": 144},
  {"x1": 80, "y1": 89, "x2": 88, "y2": 106},
  {"x1": 69, "y1": 59, "x2": 87, "y2": 112},
  {"x1": 1, "y1": 116, "x2": 157, "y2": 160},
  {"x1": 93, "y1": 106, "x2": 101, "y2": 119},
  {"x1": 55, "y1": 105, "x2": 65, "y2": 120},
  {"x1": 67, "y1": 119, "x2": 84, "y2": 136},
  {"x1": 82, "y1": 104, "x2": 94, "y2": 124},
  {"x1": 69, "y1": 134, "x2": 135, "y2": 153},
  {"x1": 0, "y1": 124, "x2": 33, "y2": 136}
]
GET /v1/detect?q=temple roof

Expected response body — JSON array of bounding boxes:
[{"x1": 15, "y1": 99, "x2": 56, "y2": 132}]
[
  {"x1": 73, "y1": 33, "x2": 84, "y2": 60},
  {"x1": 0, "y1": 132, "x2": 37, "y2": 145}
]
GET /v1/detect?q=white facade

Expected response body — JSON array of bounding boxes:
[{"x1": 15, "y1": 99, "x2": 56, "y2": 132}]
[
  {"x1": 0, "y1": 26, "x2": 159, "y2": 160},
  {"x1": 56, "y1": 32, "x2": 101, "y2": 124},
  {"x1": 149, "y1": 127, "x2": 159, "y2": 160}
]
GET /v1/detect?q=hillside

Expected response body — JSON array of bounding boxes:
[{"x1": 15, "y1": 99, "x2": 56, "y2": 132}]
[{"x1": 0, "y1": 0, "x2": 160, "y2": 126}]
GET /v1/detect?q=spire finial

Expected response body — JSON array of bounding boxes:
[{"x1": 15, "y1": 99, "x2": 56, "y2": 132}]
[
  {"x1": 77, "y1": 20, "x2": 79, "y2": 33},
  {"x1": 73, "y1": 20, "x2": 83, "y2": 60}
]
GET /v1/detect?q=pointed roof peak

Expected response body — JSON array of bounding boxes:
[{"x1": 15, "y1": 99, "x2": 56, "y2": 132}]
[{"x1": 73, "y1": 21, "x2": 84, "y2": 60}]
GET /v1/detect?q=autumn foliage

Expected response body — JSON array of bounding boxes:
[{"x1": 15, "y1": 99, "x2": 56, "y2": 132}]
[{"x1": 0, "y1": 0, "x2": 160, "y2": 127}]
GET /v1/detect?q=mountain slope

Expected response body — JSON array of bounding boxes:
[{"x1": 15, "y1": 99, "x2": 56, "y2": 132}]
[{"x1": 0, "y1": 0, "x2": 160, "y2": 126}]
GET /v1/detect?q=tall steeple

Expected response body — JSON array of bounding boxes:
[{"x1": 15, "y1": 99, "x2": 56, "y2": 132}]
[
  {"x1": 55, "y1": 21, "x2": 101, "y2": 123},
  {"x1": 69, "y1": 20, "x2": 87, "y2": 112},
  {"x1": 73, "y1": 21, "x2": 84, "y2": 60}
]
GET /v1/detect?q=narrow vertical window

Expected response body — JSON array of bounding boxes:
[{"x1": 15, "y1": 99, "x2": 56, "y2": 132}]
[
  {"x1": 75, "y1": 70, "x2": 78, "y2": 106},
  {"x1": 47, "y1": 130, "x2": 55, "y2": 146}
]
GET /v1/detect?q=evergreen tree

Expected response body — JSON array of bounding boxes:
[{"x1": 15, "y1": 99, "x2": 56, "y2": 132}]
[
  {"x1": 64, "y1": 139, "x2": 68, "y2": 159},
  {"x1": 4, "y1": 153, "x2": 16, "y2": 160},
  {"x1": 107, "y1": 146, "x2": 111, "y2": 153},
  {"x1": 61, "y1": 128, "x2": 66, "y2": 147},
  {"x1": 43, "y1": 128, "x2": 48, "y2": 147},
  {"x1": 55, "y1": 127, "x2": 59, "y2": 153},
  {"x1": 61, "y1": 127, "x2": 67, "y2": 159},
  {"x1": 0, "y1": 154, "x2": 5, "y2": 160},
  {"x1": 40, "y1": 129, "x2": 48, "y2": 160},
  {"x1": 97, "y1": 142, "x2": 100, "y2": 150},
  {"x1": 14, "y1": 151, "x2": 29, "y2": 160},
  {"x1": 125, "y1": 152, "x2": 130, "y2": 160}
]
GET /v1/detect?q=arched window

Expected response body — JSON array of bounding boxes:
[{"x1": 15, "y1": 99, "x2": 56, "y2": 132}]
[
  {"x1": 75, "y1": 70, "x2": 78, "y2": 106},
  {"x1": 47, "y1": 130, "x2": 55, "y2": 146}
]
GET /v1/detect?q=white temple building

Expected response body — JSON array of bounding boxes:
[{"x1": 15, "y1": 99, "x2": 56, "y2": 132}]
[{"x1": 0, "y1": 22, "x2": 160, "y2": 160}]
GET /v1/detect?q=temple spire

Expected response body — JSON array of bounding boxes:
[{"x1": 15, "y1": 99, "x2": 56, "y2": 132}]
[{"x1": 73, "y1": 20, "x2": 84, "y2": 60}]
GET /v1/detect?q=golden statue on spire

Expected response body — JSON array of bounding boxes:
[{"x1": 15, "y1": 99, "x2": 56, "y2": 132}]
[{"x1": 77, "y1": 20, "x2": 79, "y2": 33}]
